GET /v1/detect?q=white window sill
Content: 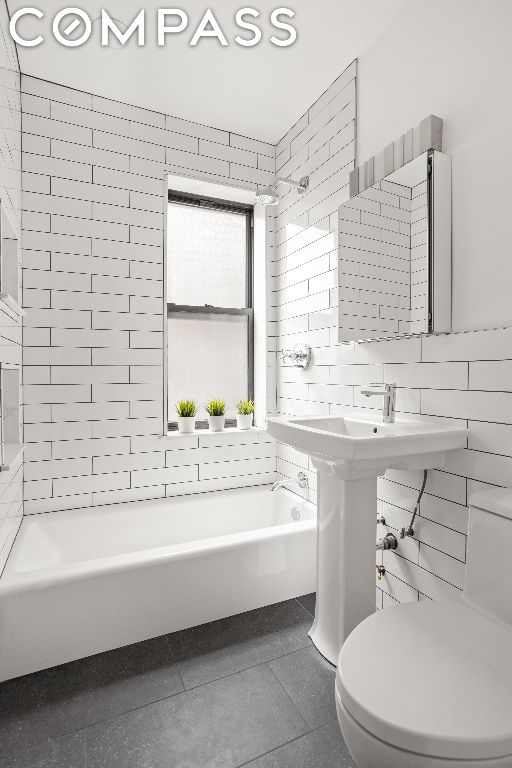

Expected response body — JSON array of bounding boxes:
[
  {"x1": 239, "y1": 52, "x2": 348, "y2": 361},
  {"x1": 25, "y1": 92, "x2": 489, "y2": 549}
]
[{"x1": 165, "y1": 426, "x2": 266, "y2": 439}]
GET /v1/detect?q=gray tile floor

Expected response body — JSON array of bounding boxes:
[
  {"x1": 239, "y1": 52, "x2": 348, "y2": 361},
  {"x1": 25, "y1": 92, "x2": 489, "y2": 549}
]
[{"x1": 0, "y1": 595, "x2": 357, "y2": 768}]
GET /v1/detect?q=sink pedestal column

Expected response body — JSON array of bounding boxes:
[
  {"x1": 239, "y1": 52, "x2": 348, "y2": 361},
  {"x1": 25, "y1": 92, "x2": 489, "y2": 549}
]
[{"x1": 309, "y1": 460, "x2": 379, "y2": 665}]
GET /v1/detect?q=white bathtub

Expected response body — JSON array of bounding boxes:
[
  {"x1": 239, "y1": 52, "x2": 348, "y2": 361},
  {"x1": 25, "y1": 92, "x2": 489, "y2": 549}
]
[{"x1": 0, "y1": 485, "x2": 316, "y2": 681}]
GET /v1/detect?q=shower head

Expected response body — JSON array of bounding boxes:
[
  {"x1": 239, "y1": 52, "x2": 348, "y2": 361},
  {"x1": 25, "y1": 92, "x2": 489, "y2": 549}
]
[
  {"x1": 255, "y1": 175, "x2": 309, "y2": 207},
  {"x1": 255, "y1": 186, "x2": 280, "y2": 206}
]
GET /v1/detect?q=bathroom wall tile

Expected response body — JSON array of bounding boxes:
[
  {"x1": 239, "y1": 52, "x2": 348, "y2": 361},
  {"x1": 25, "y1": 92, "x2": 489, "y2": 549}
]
[
  {"x1": 131, "y1": 465, "x2": 198, "y2": 488},
  {"x1": 380, "y1": 572, "x2": 418, "y2": 604},
  {"x1": 53, "y1": 472, "x2": 131, "y2": 496},
  {"x1": 52, "y1": 139, "x2": 129, "y2": 172},
  {"x1": 469, "y1": 360, "x2": 512, "y2": 391},
  {"x1": 23, "y1": 268, "x2": 91, "y2": 293},
  {"x1": 382, "y1": 551, "x2": 461, "y2": 602},
  {"x1": 24, "y1": 457, "x2": 92, "y2": 482},
  {"x1": 197, "y1": 430, "x2": 263, "y2": 449},
  {"x1": 51, "y1": 329, "x2": 129, "y2": 349},
  {"x1": 92, "y1": 239, "x2": 161, "y2": 263},
  {"x1": 53, "y1": 437, "x2": 131, "y2": 460},
  {"x1": 93, "y1": 452, "x2": 165, "y2": 475},
  {"x1": 23, "y1": 347, "x2": 91, "y2": 366},
  {"x1": 133, "y1": 434, "x2": 197, "y2": 453},
  {"x1": 422, "y1": 327, "x2": 512, "y2": 362},
  {"x1": 23, "y1": 153, "x2": 92, "y2": 183},
  {"x1": 25, "y1": 113, "x2": 92, "y2": 144},
  {"x1": 413, "y1": 516, "x2": 467, "y2": 562},
  {"x1": 442, "y1": 448, "x2": 512, "y2": 487},
  {"x1": 95, "y1": 95, "x2": 164, "y2": 127},
  {"x1": 384, "y1": 362, "x2": 468, "y2": 390},
  {"x1": 381, "y1": 591, "x2": 399, "y2": 608},
  {"x1": 93, "y1": 486, "x2": 167, "y2": 507},
  {"x1": 468, "y1": 421, "x2": 512, "y2": 457},
  {"x1": 52, "y1": 101, "x2": 130, "y2": 136},
  {"x1": 421, "y1": 389, "x2": 512, "y2": 422},
  {"x1": 51, "y1": 177, "x2": 129, "y2": 206},
  {"x1": 52, "y1": 402, "x2": 129, "y2": 422},
  {"x1": 24, "y1": 384, "x2": 91, "y2": 405},
  {"x1": 24, "y1": 309, "x2": 91, "y2": 329},
  {"x1": 25, "y1": 421, "x2": 93, "y2": 443},
  {"x1": 419, "y1": 495, "x2": 469, "y2": 535},
  {"x1": 418, "y1": 544, "x2": 466, "y2": 589},
  {"x1": 91, "y1": 417, "x2": 162, "y2": 439},
  {"x1": 199, "y1": 457, "x2": 275, "y2": 481},
  {"x1": 91, "y1": 275, "x2": 162, "y2": 298}
]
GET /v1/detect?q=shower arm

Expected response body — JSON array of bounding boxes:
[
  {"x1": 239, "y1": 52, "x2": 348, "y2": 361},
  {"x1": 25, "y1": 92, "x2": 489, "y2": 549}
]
[
  {"x1": 276, "y1": 177, "x2": 300, "y2": 188},
  {"x1": 275, "y1": 176, "x2": 309, "y2": 193}
]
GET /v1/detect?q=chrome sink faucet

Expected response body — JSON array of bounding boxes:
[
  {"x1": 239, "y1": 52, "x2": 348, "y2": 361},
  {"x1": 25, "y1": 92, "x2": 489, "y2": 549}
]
[{"x1": 360, "y1": 383, "x2": 396, "y2": 423}]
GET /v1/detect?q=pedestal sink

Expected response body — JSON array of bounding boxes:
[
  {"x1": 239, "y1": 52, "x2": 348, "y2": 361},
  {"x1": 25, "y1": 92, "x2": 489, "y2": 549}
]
[{"x1": 267, "y1": 414, "x2": 467, "y2": 664}]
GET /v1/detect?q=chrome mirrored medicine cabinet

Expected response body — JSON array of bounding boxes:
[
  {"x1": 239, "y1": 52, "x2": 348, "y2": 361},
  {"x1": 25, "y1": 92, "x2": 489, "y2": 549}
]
[{"x1": 338, "y1": 149, "x2": 452, "y2": 343}]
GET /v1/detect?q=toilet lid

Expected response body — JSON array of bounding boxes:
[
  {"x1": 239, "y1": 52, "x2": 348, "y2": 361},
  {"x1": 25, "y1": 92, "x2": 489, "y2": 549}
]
[{"x1": 336, "y1": 600, "x2": 512, "y2": 761}]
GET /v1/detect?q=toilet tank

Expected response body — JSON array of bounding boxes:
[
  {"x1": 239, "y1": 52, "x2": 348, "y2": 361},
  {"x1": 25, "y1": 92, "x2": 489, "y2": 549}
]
[{"x1": 463, "y1": 488, "x2": 512, "y2": 626}]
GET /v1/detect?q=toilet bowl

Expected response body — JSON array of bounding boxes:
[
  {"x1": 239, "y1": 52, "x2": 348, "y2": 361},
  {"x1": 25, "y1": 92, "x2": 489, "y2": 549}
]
[{"x1": 336, "y1": 488, "x2": 512, "y2": 768}]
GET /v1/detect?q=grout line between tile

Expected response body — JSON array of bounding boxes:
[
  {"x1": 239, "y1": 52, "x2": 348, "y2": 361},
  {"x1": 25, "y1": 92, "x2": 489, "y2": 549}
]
[{"x1": 234, "y1": 717, "x2": 341, "y2": 768}]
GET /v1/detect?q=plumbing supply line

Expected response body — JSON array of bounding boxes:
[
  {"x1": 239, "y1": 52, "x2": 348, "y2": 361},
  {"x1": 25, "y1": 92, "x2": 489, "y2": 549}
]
[{"x1": 400, "y1": 469, "x2": 428, "y2": 539}]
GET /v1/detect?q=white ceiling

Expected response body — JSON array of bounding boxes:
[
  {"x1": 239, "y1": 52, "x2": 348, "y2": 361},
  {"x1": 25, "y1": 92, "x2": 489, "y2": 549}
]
[{"x1": 8, "y1": 0, "x2": 410, "y2": 143}]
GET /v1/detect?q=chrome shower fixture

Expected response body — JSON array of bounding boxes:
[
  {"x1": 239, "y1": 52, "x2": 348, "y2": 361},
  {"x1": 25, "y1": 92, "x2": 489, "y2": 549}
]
[{"x1": 256, "y1": 175, "x2": 309, "y2": 206}]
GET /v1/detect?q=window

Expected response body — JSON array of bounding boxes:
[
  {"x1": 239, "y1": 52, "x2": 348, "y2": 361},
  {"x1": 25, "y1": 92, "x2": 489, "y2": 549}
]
[{"x1": 167, "y1": 191, "x2": 254, "y2": 430}]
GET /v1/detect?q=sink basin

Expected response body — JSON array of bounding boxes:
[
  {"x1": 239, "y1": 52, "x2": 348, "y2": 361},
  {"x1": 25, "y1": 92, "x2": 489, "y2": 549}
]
[
  {"x1": 268, "y1": 412, "x2": 467, "y2": 665},
  {"x1": 267, "y1": 414, "x2": 467, "y2": 472}
]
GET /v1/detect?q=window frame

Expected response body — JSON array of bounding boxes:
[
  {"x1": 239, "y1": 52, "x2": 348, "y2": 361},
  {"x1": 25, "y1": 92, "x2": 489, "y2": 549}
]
[{"x1": 167, "y1": 190, "x2": 254, "y2": 431}]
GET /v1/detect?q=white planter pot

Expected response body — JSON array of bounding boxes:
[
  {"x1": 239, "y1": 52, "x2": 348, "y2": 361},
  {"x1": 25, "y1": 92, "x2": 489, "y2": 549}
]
[
  {"x1": 177, "y1": 417, "x2": 195, "y2": 434},
  {"x1": 237, "y1": 413, "x2": 253, "y2": 430},
  {"x1": 208, "y1": 415, "x2": 225, "y2": 432}
]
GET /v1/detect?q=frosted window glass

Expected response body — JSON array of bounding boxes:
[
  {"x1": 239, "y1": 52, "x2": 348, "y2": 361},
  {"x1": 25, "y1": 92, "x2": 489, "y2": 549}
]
[
  {"x1": 168, "y1": 313, "x2": 248, "y2": 419},
  {"x1": 167, "y1": 203, "x2": 247, "y2": 308}
]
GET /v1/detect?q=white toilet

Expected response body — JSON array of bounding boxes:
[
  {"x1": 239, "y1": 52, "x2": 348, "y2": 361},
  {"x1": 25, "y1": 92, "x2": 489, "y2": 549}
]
[{"x1": 336, "y1": 488, "x2": 512, "y2": 768}]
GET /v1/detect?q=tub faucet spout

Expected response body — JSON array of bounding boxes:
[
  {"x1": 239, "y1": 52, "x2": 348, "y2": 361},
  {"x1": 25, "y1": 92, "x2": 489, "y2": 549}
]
[{"x1": 272, "y1": 471, "x2": 309, "y2": 492}]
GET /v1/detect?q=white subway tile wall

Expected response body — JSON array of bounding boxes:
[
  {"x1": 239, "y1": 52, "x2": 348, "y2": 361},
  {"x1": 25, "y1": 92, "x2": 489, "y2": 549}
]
[
  {"x1": 274, "y1": 59, "x2": 511, "y2": 605},
  {"x1": 21, "y1": 75, "x2": 277, "y2": 514},
  {"x1": 0, "y1": 3, "x2": 22, "y2": 574}
]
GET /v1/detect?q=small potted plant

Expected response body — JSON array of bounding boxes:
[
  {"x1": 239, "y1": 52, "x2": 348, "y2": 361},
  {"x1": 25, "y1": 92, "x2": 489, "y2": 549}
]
[
  {"x1": 176, "y1": 400, "x2": 197, "y2": 434},
  {"x1": 206, "y1": 399, "x2": 225, "y2": 432},
  {"x1": 236, "y1": 399, "x2": 254, "y2": 430}
]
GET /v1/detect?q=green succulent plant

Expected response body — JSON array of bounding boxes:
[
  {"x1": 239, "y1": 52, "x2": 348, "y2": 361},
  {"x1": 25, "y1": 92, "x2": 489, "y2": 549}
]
[
  {"x1": 176, "y1": 399, "x2": 197, "y2": 418},
  {"x1": 206, "y1": 399, "x2": 226, "y2": 416},
  {"x1": 236, "y1": 399, "x2": 255, "y2": 415}
]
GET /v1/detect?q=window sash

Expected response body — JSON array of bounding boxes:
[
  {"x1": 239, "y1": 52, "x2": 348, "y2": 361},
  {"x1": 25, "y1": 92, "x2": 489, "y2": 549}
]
[{"x1": 167, "y1": 305, "x2": 254, "y2": 398}]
